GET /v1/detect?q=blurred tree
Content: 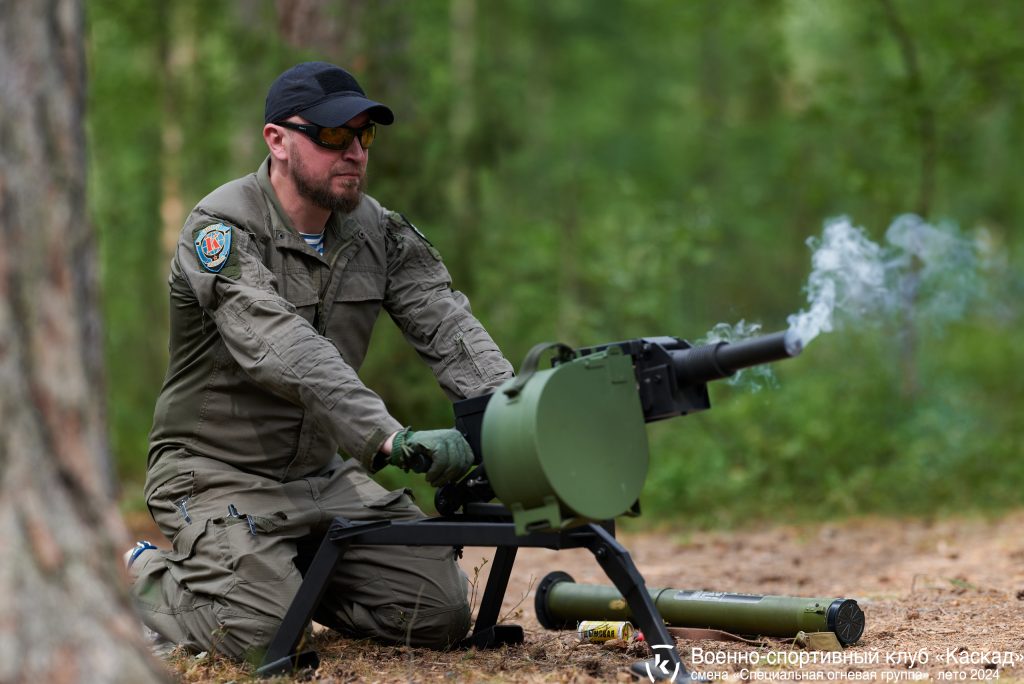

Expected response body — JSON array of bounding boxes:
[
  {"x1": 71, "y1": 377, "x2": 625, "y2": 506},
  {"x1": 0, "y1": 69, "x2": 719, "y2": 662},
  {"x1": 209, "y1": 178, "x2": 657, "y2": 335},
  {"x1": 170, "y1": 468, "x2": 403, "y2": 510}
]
[
  {"x1": 0, "y1": 1, "x2": 165, "y2": 681},
  {"x1": 87, "y1": 1, "x2": 168, "y2": 482},
  {"x1": 447, "y1": 0, "x2": 479, "y2": 293},
  {"x1": 157, "y1": 2, "x2": 194, "y2": 261}
]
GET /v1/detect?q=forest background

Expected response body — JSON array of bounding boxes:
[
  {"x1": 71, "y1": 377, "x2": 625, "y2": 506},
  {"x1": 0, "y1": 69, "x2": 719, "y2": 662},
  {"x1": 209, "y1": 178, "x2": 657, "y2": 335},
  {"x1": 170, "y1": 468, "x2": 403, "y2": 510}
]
[{"x1": 88, "y1": 0, "x2": 1023, "y2": 528}]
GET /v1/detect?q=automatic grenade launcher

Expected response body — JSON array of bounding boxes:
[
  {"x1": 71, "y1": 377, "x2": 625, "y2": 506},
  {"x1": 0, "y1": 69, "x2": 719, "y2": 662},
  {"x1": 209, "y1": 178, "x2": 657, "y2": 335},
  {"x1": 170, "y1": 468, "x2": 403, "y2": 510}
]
[{"x1": 435, "y1": 329, "x2": 803, "y2": 534}]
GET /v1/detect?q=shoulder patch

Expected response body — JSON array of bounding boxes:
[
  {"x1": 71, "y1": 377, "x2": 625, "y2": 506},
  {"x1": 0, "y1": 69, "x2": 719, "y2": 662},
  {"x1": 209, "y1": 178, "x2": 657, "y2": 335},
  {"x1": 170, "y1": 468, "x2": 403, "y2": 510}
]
[
  {"x1": 399, "y1": 212, "x2": 434, "y2": 246},
  {"x1": 193, "y1": 223, "x2": 233, "y2": 274},
  {"x1": 392, "y1": 212, "x2": 442, "y2": 261}
]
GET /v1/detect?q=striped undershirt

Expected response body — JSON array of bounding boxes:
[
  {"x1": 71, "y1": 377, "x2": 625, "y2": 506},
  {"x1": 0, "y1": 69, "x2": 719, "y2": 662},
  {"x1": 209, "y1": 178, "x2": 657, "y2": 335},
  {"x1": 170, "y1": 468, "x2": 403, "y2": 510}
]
[{"x1": 298, "y1": 230, "x2": 325, "y2": 256}]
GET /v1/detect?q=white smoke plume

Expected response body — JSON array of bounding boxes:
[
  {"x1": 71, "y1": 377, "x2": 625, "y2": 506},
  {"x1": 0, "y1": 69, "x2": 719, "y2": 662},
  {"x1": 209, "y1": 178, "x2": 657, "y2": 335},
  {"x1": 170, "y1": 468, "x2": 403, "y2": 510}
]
[
  {"x1": 700, "y1": 214, "x2": 985, "y2": 390},
  {"x1": 785, "y1": 217, "x2": 887, "y2": 347},
  {"x1": 786, "y1": 214, "x2": 984, "y2": 348}
]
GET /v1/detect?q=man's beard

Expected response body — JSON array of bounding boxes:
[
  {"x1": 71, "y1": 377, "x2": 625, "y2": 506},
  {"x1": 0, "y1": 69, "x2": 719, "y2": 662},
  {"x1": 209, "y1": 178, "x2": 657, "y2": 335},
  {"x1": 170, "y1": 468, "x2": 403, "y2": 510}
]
[{"x1": 290, "y1": 154, "x2": 366, "y2": 214}]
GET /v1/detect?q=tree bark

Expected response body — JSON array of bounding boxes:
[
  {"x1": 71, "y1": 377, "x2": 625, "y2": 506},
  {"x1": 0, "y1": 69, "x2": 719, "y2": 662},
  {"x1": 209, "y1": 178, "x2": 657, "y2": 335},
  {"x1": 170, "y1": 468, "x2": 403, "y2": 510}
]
[{"x1": 0, "y1": 1, "x2": 166, "y2": 681}]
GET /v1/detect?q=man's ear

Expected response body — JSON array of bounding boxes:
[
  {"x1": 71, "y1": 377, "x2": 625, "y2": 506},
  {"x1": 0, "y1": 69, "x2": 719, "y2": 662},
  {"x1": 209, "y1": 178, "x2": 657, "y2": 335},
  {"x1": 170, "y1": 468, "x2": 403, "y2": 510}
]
[{"x1": 263, "y1": 124, "x2": 288, "y2": 161}]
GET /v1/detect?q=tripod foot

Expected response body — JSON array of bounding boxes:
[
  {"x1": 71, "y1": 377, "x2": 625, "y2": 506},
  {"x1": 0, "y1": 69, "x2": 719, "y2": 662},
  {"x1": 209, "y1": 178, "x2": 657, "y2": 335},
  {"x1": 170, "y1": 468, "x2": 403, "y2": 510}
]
[
  {"x1": 462, "y1": 624, "x2": 525, "y2": 649},
  {"x1": 256, "y1": 649, "x2": 320, "y2": 677}
]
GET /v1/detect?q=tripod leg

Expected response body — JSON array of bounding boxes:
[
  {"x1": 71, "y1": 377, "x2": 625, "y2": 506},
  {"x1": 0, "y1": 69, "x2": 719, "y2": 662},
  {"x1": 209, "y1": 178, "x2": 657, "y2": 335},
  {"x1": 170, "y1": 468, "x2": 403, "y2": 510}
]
[
  {"x1": 464, "y1": 545, "x2": 523, "y2": 648},
  {"x1": 584, "y1": 524, "x2": 693, "y2": 683},
  {"x1": 474, "y1": 545, "x2": 517, "y2": 630},
  {"x1": 257, "y1": 538, "x2": 349, "y2": 676}
]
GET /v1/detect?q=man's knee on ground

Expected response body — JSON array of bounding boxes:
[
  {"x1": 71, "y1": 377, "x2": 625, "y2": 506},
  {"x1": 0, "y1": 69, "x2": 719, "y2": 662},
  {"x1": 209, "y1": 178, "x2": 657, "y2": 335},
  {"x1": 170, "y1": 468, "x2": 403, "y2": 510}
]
[
  {"x1": 337, "y1": 591, "x2": 471, "y2": 650},
  {"x1": 401, "y1": 597, "x2": 472, "y2": 649},
  {"x1": 204, "y1": 604, "x2": 288, "y2": 662}
]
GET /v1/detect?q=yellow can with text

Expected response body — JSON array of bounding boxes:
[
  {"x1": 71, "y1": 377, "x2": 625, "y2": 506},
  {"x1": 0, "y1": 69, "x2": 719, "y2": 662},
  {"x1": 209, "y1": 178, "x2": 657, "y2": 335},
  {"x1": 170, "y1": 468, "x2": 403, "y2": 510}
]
[{"x1": 577, "y1": 620, "x2": 635, "y2": 643}]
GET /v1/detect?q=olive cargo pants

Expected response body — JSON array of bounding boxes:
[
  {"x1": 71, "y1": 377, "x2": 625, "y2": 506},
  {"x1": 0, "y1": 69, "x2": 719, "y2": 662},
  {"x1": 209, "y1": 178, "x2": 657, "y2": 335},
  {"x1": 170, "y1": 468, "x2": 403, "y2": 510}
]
[{"x1": 130, "y1": 453, "x2": 470, "y2": 660}]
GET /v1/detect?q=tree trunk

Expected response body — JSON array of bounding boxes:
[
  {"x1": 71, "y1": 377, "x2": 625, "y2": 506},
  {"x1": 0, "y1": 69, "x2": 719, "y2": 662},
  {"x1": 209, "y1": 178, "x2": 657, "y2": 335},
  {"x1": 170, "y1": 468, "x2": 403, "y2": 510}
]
[
  {"x1": 274, "y1": 0, "x2": 367, "y2": 60},
  {"x1": 447, "y1": 0, "x2": 478, "y2": 293},
  {"x1": 0, "y1": 1, "x2": 166, "y2": 681},
  {"x1": 158, "y1": 1, "x2": 193, "y2": 262},
  {"x1": 878, "y1": 0, "x2": 934, "y2": 398}
]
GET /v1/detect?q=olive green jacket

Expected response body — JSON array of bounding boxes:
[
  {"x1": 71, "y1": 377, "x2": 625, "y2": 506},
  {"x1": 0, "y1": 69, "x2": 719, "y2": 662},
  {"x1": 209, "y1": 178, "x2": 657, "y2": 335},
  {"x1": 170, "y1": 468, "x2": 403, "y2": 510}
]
[{"x1": 148, "y1": 157, "x2": 513, "y2": 480}]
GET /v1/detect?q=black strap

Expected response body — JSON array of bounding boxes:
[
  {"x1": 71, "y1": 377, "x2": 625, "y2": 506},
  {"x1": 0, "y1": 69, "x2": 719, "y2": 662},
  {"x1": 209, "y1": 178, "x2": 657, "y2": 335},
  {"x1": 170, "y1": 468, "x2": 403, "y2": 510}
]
[{"x1": 502, "y1": 342, "x2": 576, "y2": 398}]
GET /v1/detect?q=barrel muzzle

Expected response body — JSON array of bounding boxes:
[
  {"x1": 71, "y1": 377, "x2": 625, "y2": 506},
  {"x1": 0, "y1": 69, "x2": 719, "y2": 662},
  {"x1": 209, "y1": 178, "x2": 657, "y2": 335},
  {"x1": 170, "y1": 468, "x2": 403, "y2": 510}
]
[{"x1": 673, "y1": 330, "x2": 803, "y2": 384}]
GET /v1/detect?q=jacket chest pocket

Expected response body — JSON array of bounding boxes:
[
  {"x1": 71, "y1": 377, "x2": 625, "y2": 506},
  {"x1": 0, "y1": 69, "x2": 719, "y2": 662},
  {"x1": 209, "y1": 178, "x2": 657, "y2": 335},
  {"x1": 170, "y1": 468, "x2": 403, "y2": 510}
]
[
  {"x1": 278, "y1": 268, "x2": 319, "y2": 324},
  {"x1": 324, "y1": 269, "x2": 386, "y2": 368},
  {"x1": 335, "y1": 268, "x2": 385, "y2": 304}
]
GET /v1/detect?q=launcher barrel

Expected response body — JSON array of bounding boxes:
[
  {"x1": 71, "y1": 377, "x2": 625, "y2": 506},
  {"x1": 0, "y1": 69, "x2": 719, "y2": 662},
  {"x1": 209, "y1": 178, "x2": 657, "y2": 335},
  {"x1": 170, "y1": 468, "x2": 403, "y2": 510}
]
[{"x1": 672, "y1": 329, "x2": 803, "y2": 384}]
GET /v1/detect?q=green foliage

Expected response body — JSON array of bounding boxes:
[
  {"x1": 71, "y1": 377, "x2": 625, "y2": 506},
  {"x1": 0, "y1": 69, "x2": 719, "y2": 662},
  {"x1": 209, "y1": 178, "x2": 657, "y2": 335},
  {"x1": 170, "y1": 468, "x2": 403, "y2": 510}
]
[
  {"x1": 643, "y1": 312, "x2": 1023, "y2": 527},
  {"x1": 87, "y1": 3, "x2": 166, "y2": 481},
  {"x1": 88, "y1": 1, "x2": 1023, "y2": 523}
]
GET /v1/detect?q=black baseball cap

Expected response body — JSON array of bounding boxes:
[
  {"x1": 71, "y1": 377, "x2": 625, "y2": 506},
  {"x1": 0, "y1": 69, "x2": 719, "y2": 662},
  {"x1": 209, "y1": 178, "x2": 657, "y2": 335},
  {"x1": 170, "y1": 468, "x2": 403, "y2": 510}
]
[{"x1": 264, "y1": 61, "x2": 394, "y2": 126}]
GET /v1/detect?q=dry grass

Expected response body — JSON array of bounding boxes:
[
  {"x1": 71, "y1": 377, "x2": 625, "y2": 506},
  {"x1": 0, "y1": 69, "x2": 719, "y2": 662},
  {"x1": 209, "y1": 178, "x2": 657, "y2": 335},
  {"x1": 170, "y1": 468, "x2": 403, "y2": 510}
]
[{"x1": 164, "y1": 629, "x2": 648, "y2": 683}]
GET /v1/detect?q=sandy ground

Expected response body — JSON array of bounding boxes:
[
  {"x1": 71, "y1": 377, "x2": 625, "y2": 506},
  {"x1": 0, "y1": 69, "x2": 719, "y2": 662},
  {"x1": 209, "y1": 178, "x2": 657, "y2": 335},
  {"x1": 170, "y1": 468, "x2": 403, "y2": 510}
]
[{"x1": 129, "y1": 510, "x2": 1024, "y2": 683}]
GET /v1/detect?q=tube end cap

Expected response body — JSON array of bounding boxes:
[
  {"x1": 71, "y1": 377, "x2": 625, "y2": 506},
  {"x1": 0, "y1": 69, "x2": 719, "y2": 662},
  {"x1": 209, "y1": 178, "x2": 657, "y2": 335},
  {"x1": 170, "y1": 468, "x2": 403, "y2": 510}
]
[
  {"x1": 535, "y1": 571, "x2": 576, "y2": 630},
  {"x1": 827, "y1": 598, "x2": 865, "y2": 645}
]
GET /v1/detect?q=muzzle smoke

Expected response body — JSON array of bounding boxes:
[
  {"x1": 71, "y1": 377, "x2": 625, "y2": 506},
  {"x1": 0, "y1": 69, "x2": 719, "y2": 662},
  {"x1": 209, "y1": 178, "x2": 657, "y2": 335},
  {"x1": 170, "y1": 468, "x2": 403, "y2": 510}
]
[
  {"x1": 786, "y1": 214, "x2": 985, "y2": 347},
  {"x1": 703, "y1": 214, "x2": 986, "y2": 390},
  {"x1": 698, "y1": 319, "x2": 779, "y2": 391}
]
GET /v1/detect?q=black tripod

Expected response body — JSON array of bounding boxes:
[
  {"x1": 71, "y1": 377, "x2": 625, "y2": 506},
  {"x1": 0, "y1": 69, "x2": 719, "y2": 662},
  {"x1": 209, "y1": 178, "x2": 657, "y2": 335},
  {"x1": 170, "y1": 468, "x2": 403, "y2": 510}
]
[{"x1": 256, "y1": 503, "x2": 691, "y2": 682}]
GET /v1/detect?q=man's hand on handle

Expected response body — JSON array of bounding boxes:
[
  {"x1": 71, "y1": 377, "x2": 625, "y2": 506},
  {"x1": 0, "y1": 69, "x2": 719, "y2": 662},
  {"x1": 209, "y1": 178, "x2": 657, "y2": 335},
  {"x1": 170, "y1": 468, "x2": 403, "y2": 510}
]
[{"x1": 388, "y1": 428, "x2": 473, "y2": 487}]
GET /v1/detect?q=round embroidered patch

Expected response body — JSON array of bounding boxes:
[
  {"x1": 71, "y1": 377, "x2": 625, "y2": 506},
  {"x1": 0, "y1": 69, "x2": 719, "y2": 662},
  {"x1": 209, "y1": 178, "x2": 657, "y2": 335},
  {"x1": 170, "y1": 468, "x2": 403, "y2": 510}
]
[{"x1": 194, "y1": 223, "x2": 232, "y2": 273}]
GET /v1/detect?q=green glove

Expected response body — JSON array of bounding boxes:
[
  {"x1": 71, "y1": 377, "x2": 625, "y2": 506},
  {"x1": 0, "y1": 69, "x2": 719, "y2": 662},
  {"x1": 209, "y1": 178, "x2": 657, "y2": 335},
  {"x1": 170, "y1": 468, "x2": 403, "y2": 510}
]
[{"x1": 390, "y1": 428, "x2": 473, "y2": 487}]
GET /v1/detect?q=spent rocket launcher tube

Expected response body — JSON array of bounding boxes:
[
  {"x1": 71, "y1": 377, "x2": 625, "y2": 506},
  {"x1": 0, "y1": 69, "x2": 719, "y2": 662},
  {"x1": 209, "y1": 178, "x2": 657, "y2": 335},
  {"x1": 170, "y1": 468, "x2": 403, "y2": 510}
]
[{"x1": 536, "y1": 572, "x2": 864, "y2": 646}]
